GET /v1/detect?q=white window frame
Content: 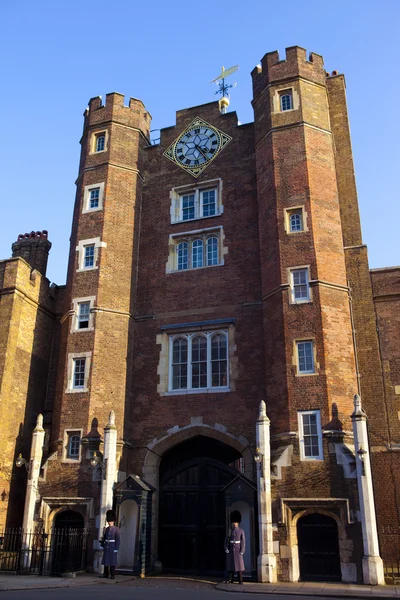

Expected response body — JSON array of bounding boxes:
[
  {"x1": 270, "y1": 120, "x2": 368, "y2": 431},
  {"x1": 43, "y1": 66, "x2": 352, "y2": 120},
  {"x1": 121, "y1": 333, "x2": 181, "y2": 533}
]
[
  {"x1": 76, "y1": 237, "x2": 107, "y2": 272},
  {"x1": 91, "y1": 130, "x2": 108, "y2": 154},
  {"x1": 168, "y1": 330, "x2": 229, "y2": 394},
  {"x1": 289, "y1": 267, "x2": 311, "y2": 304},
  {"x1": 280, "y1": 90, "x2": 293, "y2": 112},
  {"x1": 71, "y1": 296, "x2": 96, "y2": 332},
  {"x1": 167, "y1": 226, "x2": 224, "y2": 273},
  {"x1": 62, "y1": 429, "x2": 83, "y2": 463},
  {"x1": 295, "y1": 340, "x2": 316, "y2": 375},
  {"x1": 170, "y1": 179, "x2": 223, "y2": 224},
  {"x1": 284, "y1": 206, "x2": 307, "y2": 234},
  {"x1": 298, "y1": 410, "x2": 323, "y2": 461},
  {"x1": 82, "y1": 182, "x2": 105, "y2": 213},
  {"x1": 66, "y1": 352, "x2": 91, "y2": 393}
]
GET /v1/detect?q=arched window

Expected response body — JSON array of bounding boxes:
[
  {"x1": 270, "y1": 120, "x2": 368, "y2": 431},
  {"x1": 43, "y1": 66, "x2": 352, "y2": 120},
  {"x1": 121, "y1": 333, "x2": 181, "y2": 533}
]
[
  {"x1": 289, "y1": 211, "x2": 302, "y2": 232},
  {"x1": 172, "y1": 337, "x2": 188, "y2": 389},
  {"x1": 177, "y1": 242, "x2": 188, "y2": 270},
  {"x1": 280, "y1": 92, "x2": 293, "y2": 111},
  {"x1": 192, "y1": 239, "x2": 204, "y2": 268},
  {"x1": 191, "y1": 335, "x2": 207, "y2": 388},
  {"x1": 211, "y1": 333, "x2": 228, "y2": 387},
  {"x1": 206, "y1": 237, "x2": 218, "y2": 266},
  {"x1": 169, "y1": 331, "x2": 229, "y2": 392}
]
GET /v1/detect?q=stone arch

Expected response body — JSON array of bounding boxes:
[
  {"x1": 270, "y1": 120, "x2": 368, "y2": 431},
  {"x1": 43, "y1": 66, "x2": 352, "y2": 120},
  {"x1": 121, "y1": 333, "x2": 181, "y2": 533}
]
[
  {"x1": 143, "y1": 423, "x2": 253, "y2": 487},
  {"x1": 286, "y1": 507, "x2": 353, "y2": 583},
  {"x1": 142, "y1": 422, "x2": 253, "y2": 567}
]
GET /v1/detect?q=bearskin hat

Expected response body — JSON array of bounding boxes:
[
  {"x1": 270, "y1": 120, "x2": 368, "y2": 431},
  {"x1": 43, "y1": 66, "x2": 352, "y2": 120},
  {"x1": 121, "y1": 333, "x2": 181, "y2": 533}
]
[
  {"x1": 230, "y1": 510, "x2": 241, "y2": 524},
  {"x1": 106, "y1": 509, "x2": 116, "y2": 523}
]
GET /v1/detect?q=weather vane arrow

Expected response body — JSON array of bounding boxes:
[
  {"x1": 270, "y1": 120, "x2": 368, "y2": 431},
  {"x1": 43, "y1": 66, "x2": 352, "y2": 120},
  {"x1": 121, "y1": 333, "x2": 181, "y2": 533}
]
[{"x1": 210, "y1": 64, "x2": 239, "y2": 113}]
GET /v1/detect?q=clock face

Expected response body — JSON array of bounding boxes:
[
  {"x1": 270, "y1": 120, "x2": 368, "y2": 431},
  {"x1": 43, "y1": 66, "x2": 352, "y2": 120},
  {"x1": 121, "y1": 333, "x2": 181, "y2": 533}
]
[{"x1": 164, "y1": 117, "x2": 232, "y2": 178}]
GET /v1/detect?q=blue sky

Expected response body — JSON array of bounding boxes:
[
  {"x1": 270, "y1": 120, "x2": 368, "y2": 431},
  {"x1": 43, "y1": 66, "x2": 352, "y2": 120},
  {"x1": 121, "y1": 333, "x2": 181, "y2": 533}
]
[{"x1": 1, "y1": 0, "x2": 399, "y2": 284}]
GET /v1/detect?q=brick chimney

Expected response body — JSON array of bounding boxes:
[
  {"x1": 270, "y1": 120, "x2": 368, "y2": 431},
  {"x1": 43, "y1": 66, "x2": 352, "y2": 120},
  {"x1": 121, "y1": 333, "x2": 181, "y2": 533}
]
[{"x1": 12, "y1": 230, "x2": 52, "y2": 277}]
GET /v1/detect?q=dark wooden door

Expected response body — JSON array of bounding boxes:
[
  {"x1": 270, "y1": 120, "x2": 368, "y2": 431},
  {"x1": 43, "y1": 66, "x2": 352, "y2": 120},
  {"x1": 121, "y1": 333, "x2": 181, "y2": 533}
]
[
  {"x1": 297, "y1": 513, "x2": 341, "y2": 581},
  {"x1": 159, "y1": 457, "x2": 235, "y2": 574}
]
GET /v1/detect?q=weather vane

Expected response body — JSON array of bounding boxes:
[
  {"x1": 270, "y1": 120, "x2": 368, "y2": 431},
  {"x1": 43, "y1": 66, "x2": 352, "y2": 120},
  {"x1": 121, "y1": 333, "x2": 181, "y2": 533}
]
[{"x1": 210, "y1": 65, "x2": 239, "y2": 114}]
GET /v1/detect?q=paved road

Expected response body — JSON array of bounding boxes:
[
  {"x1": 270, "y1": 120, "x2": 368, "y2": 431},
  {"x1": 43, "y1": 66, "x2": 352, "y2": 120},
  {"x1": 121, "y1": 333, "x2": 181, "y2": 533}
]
[{"x1": 0, "y1": 580, "x2": 357, "y2": 600}]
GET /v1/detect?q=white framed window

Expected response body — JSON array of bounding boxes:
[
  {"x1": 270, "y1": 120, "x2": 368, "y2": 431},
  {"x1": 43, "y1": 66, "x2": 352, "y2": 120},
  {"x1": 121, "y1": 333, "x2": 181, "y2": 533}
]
[
  {"x1": 290, "y1": 267, "x2": 310, "y2": 303},
  {"x1": 285, "y1": 207, "x2": 306, "y2": 234},
  {"x1": 63, "y1": 429, "x2": 83, "y2": 463},
  {"x1": 67, "y1": 433, "x2": 80, "y2": 459},
  {"x1": 84, "y1": 245, "x2": 95, "y2": 268},
  {"x1": 280, "y1": 90, "x2": 293, "y2": 111},
  {"x1": 83, "y1": 182, "x2": 105, "y2": 213},
  {"x1": 168, "y1": 331, "x2": 229, "y2": 393},
  {"x1": 170, "y1": 179, "x2": 223, "y2": 224},
  {"x1": 66, "y1": 352, "x2": 91, "y2": 392},
  {"x1": 76, "y1": 237, "x2": 107, "y2": 271},
  {"x1": 92, "y1": 131, "x2": 107, "y2": 153},
  {"x1": 167, "y1": 226, "x2": 225, "y2": 273},
  {"x1": 298, "y1": 411, "x2": 323, "y2": 460},
  {"x1": 71, "y1": 296, "x2": 95, "y2": 332},
  {"x1": 296, "y1": 340, "x2": 315, "y2": 374},
  {"x1": 73, "y1": 358, "x2": 86, "y2": 388}
]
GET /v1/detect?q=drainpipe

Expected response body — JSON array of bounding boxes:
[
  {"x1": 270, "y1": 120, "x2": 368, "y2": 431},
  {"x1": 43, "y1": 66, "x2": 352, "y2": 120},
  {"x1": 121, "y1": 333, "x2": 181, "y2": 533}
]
[
  {"x1": 351, "y1": 394, "x2": 385, "y2": 585},
  {"x1": 256, "y1": 400, "x2": 277, "y2": 582}
]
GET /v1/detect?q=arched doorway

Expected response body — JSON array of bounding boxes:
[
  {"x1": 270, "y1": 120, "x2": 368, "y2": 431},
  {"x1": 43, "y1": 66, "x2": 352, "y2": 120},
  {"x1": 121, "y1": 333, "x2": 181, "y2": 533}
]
[
  {"x1": 52, "y1": 510, "x2": 85, "y2": 574},
  {"x1": 159, "y1": 436, "x2": 241, "y2": 575},
  {"x1": 297, "y1": 513, "x2": 341, "y2": 582}
]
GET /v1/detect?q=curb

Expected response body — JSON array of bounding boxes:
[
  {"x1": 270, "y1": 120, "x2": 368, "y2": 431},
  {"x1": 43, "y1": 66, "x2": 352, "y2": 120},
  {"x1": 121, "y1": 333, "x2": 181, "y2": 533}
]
[{"x1": 215, "y1": 583, "x2": 399, "y2": 599}]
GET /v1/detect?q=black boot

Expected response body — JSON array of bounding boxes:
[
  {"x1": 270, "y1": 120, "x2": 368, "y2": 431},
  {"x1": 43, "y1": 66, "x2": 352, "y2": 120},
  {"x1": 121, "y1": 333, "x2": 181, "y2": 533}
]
[{"x1": 239, "y1": 572, "x2": 243, "y2": 585}]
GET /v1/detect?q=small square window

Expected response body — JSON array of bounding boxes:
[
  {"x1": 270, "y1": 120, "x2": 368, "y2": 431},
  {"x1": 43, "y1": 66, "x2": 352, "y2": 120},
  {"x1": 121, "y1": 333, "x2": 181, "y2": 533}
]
[
  {"x1": 84, "y1": 245, "x2": 95, "y2": 269},
  {"x1": 296, "y1": 340, "x2": 315, "y2": 374},
  {"x1": 67, "y1": 433, "x2": 81, "y2": 459},
  {"x1": 298, "y1": 411, "x2": 323, "y2": 460},
  {"x1": 73, "y1": 358, "x2": 86, "y2": 388},
  {"x1": 290, "y1": 268, "x2": 310, "y2": 303},
  {"x1": 280, "y1": 91, "x2": 293, "y2": 112}
]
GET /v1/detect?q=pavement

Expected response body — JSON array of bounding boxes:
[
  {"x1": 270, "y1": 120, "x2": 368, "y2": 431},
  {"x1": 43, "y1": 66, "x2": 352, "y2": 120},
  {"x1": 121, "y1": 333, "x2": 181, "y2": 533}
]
[{"x1": 0, "y1": 573, "x2": 400, "y2": 597}]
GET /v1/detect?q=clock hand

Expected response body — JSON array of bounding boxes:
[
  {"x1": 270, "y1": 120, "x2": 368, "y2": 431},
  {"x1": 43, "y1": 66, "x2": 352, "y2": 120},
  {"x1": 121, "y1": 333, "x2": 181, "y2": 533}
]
[{"x1": 195, "y1": 145, "x2": 208, "y2": 159}]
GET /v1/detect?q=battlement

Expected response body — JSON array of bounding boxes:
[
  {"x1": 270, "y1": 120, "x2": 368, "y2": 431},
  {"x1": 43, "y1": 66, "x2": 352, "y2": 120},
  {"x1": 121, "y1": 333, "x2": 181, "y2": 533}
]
[
  {"x1": 83, "y1": 92, "x2": 151, "y2": 138},
  {"x1": 252, "y1": 46, "x2": 326, "y2": 100}
]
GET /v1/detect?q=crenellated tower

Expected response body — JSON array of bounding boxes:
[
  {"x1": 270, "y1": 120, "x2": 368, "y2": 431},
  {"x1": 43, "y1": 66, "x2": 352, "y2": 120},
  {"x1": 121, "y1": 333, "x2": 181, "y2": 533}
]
[
  {"x1": 51, "y1": 92, "x2": 151, "y2": 455},
  {"x1": 252, "y1": 47, "x2": 358, "y2": 443}
]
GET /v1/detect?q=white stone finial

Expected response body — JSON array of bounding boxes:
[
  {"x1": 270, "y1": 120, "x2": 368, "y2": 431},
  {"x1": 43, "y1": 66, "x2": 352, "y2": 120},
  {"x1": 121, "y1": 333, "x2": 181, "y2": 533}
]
[
  {"x1": 352, "y1": 393, "x2": 366, "y2": 418},
  {"x1": 258, "y1": 400, "x2": 267, "y2": 419},
  {"x1": 108, "y1": 410, "x2": 115, "y2": 426},
  {"x1": 34, "y1": 413, "x2": 44, "y2": 432}
]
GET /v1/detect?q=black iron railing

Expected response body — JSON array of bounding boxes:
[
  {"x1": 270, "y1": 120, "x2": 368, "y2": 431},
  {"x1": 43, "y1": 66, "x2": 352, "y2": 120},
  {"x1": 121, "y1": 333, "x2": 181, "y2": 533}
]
[{"x1": 0, "y1": 528, "x2": 87, "y2": 575}]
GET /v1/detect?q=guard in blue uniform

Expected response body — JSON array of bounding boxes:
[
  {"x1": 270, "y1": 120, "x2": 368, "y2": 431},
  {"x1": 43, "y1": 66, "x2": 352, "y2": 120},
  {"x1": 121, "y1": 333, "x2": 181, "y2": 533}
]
[
  {"x1": 225, "y1": 510, "x2": 245, "y2": 584},
  {"x1": 101, "y1": 509, "x2": 120, "y2": 579}
]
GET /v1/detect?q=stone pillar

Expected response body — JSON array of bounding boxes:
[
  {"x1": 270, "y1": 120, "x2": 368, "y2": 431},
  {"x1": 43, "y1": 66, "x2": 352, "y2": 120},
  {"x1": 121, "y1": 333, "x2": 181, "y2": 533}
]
[
  {"x1": 256, "y1": 400, "x2": 277, "y2": 582},
  {"x1": 351, "y1": 394, "x2": 385, "y2": 585},
  {"x1": 99, "y1": 410, "x2": 118, "y2": 534},
  {"x1": 22, "y1": 414, "x2": 45, "y2": 532},
  {"x1": 93, "y1": 411, "x2": 118, "y2": 573}
]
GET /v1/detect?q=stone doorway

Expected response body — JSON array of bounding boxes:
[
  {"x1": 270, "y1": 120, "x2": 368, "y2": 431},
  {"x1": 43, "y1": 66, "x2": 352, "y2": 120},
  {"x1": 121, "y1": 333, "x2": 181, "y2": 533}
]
[{"x1": 297, "y1": 513, "x2": 341, "y2": 582}]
